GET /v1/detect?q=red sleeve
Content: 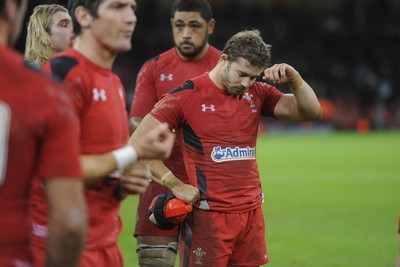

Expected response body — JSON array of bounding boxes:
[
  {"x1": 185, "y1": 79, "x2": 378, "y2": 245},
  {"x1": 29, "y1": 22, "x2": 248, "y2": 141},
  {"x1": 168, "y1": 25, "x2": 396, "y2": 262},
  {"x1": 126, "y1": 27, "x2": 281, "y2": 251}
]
[
  {"x1": 260, "y1": 83, "x2": 284, "y2": 118},
  {"x1": 129, "y1": 61, "x2": 158, "y2": 118},
  {"x1": 150, "y1": 91, "x2": 189, "y2": 131},
  {"x1": 38, "y1": 83, "x2": 82, "y2": 180}
]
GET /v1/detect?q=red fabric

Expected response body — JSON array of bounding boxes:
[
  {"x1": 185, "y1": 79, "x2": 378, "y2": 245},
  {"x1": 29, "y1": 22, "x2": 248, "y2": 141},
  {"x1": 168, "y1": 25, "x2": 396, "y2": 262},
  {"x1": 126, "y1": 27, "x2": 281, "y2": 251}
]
[
  {"x1": 34, "y1": 48, "x2": 128, "y2": 251},
  {"x1": 179, "y1": 207, "x2": 268, "y2": 266},
  {"x1": 151, "y1": 73, "x2": 283, "y2": 212},
  {"x1": 131, "y1": 46, "x2": 221, "y2": 236},
  {"x1": 0, "y1": 45, "x2": 81, "y2": 266},
  {"x1": 33, "y1": 242, "x2": 123, "y2": 267}
]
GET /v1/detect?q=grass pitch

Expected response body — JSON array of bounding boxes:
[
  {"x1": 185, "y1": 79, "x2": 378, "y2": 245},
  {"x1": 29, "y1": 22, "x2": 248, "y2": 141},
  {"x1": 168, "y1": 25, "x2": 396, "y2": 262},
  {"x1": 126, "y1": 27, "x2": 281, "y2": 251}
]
[{"x1": 119, "y1": 132, "x2": 400, "y2": 267}]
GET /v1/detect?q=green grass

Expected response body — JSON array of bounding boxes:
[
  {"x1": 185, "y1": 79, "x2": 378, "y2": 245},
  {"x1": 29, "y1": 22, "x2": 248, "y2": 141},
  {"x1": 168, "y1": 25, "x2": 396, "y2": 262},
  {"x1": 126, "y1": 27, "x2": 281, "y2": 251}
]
[{"x1": 119, "y1": 132, "x2": 400, "y2": 266}]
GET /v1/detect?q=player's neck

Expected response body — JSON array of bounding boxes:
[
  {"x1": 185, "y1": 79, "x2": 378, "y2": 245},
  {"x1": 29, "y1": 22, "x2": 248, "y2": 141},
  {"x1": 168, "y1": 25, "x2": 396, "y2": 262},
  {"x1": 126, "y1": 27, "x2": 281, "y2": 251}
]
[
  {"x1": 73, "y1": 36, "x2": 117, "y2": 70},
  {"x1": 208, "y1": 63, "x2": 224, "y2": 89}
]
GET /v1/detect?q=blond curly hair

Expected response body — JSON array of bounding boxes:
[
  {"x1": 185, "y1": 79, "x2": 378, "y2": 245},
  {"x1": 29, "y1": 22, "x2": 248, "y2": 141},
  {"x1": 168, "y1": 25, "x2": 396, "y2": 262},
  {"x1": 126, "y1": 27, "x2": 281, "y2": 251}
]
[{"x1": 25, "y1": 4, "x2": 69, "y2": 65}]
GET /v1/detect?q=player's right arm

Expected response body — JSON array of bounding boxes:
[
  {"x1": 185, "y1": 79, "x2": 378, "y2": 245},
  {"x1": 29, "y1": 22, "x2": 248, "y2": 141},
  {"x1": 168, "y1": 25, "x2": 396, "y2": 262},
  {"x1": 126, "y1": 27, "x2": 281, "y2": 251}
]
[
  {"x1": 129, "y1": 114, "x2": 200, "y2": 205},
  {"x1": 81, "y1": 123, "x2": 175, "y2": 184}
]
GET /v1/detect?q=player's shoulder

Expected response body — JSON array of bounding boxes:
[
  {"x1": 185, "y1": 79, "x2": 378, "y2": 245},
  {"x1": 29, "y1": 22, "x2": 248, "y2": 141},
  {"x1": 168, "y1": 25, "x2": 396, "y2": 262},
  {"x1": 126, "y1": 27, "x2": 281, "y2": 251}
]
[
  {"x1": 143, "y1": 48, "x2": 175, "y2": 66},
  {"x1": 0, "y1": 47, "x2": 57, "y2": 87},
  {"x1": 251, "y1": 81, "x2": 277, "y2": 91},
  {"x1": 167, "y1": 73, "x2": 207, "y2": 95},
  {"x1": 250, "y1": 81, "x2": 284, "y2": 99},
  {"x1": 46, "y1": 48, "x2": 80, "y2": 82},
  {"x1": 208, "y1": 45, "x2": 222, "y2": 58},
  {"x1": 168, "y1": 80, "x2": 195, "y2": 95}
]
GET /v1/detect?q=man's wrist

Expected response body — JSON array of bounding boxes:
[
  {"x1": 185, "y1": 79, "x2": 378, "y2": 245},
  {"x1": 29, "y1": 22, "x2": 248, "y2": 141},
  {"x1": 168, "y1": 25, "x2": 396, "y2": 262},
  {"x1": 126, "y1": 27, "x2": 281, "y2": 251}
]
[
  {"x1": 162, "y1": 173, "x2": 181, "y2": 189},
  {"x1": 160, "y1": 171, "x2": 172, "y2": 186},
  {"x1": 112, "y1": 145, "x2": 138, "y2": 169},
  {"x1": 289, "y1": 73, "x2": 303, "y2": 90}
]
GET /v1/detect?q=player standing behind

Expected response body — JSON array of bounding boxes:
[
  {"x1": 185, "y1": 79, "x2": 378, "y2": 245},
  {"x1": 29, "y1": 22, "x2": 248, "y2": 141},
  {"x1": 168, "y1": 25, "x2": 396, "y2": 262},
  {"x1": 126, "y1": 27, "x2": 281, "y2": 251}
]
[
  {"x1": 30, "y1": 1, "x2": 175, "y2": 267},
  {"x1": 25, "y1": 4, "x2": 74, "y2": 65},
  {"x1": 130, "y1": 29, "x2": 322, "y2": 266},
  {"x1": 129, "y1": 0, "x2": 219, "y2": 266},
  {"x1": 0, "y1": 0, "x2": 86, "y2": 267}
]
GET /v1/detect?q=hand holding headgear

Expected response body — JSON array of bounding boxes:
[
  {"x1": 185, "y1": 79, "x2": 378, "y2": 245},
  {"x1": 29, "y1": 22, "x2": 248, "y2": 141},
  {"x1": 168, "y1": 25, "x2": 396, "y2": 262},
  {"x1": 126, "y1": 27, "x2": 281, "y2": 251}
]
[{"x1": 148, "y1": 192, "x2": 192, "y2": 230}]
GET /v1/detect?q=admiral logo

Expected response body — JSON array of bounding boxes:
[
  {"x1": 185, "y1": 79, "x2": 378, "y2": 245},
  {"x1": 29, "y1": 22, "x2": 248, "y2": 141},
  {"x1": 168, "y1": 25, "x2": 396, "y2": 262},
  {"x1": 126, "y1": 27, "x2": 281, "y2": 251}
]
[
  {"x1": 211, "y1": 146, "x2": 255, "y2": 162},
  {"x1": 160, "y1": 73, "x2": 173, "y2": 81}
]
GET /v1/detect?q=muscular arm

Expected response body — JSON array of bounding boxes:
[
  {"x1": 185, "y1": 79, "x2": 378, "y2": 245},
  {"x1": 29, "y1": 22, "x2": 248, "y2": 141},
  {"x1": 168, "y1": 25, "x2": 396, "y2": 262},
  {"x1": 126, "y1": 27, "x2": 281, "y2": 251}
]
[
  {"x1": 80, "y1": 154, "x2": 120, "y2": 184},
  {"x1": 129, "y1": 114, "x2": 200, "y2": 205},
  {"x1": 263, "y1": 63, "x2": 322, "y2": 122},
  {"x1": 81, "y1": 117, "x2": 174, "y2": 185},
  {"x1": 44, "y1": 178, "x2": 86, "y2": 267}
]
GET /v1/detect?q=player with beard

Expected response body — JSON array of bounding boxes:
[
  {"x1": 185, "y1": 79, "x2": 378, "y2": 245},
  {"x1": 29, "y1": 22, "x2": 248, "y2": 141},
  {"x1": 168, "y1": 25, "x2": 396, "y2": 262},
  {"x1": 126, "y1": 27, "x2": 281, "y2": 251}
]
[
  {"x1": 128, "y1": 0, "x2": 220, "y2": 266},
  {"x1": 130, "y1": 29, "x2": 321, "y2": 266}
]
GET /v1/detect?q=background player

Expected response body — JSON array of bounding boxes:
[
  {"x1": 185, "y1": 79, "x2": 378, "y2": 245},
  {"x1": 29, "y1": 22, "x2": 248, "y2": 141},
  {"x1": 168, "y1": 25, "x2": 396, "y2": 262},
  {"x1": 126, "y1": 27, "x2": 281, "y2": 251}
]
[
  {"x1": 30, "y1": 1, "x2": 175, "y2": 267},
  {"x1": 25, "y1": 4, "x2": 74, "y2": 65},
  {"x1": 128, "y1": 0, "x2": 219, "y2": 266},
  {"x1": 130, "y1": 29, "x2": 321, "y2": 266},
  {"x1": 0, "y1": 0, "x2": 86, "y2": 266}
]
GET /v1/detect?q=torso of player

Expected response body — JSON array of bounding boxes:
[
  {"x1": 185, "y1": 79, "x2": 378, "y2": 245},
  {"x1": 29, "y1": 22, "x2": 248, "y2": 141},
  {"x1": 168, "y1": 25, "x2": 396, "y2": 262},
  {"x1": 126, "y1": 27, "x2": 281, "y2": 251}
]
[
  {"x1": 131, "y1": 46, "x2": 220, "y2": 181},
  {"x1": 152, "y1": 74, "x2": 283, "y2": 212},
  {"x1": 37, "y1": 48, "x2": 128, "y2": 249},
  {"x1": 56, "y1": 49, "x2": 129, "y2": 154}
]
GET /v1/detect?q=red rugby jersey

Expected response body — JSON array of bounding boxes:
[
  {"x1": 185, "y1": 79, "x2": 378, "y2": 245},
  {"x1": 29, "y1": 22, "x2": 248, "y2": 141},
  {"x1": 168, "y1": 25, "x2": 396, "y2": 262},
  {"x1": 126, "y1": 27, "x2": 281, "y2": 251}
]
[
  {"x1": 151, "y1": 73, "x2": 283, "y2": 212},
  {"x1": 130, "y1": 46, "x2": 220, "y2": 182},
  {"x1": 33, "y1": 48, "x2": 129, "y2": 249}
]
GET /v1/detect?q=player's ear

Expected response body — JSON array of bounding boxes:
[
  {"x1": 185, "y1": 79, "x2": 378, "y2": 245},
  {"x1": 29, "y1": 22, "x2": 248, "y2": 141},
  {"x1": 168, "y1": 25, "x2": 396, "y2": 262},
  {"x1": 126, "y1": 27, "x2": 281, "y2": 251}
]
[
  {"x1": 207, "y1": 18, "x2": 215, "y2": 35},
  {"x1": 220, "y1": 53, "x2": 228, "y2": 62},
  {"x1": 74, "y1": 6, "x2": 91, "y2": 30}
]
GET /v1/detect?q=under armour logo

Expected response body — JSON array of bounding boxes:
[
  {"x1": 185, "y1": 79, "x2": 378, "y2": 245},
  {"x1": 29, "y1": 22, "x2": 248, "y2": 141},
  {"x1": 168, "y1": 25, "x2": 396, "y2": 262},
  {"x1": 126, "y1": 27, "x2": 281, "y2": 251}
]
[
  {"x1": 160, "y1": 73, "x2": 173, "y2": 81},
  {"x1": 93, "y1": 88, "x2": 107, "y2": 102},
  {"x1": 201, "y1": 104, "x2": 215, "y2": 112}
]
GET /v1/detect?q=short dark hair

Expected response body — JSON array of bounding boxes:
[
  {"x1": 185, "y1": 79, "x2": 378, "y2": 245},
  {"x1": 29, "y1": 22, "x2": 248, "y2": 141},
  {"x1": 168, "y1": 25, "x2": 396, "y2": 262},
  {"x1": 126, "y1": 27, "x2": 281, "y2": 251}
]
[
  {"x1": 68, "y1": 0, "x2": 104, "y2": 36},
  {"x1": 171, "y1": 0, "x2": 212, "y2": 22},
  {"x1": 222, "y1": 29, "x2": 272, "y2": 68}
]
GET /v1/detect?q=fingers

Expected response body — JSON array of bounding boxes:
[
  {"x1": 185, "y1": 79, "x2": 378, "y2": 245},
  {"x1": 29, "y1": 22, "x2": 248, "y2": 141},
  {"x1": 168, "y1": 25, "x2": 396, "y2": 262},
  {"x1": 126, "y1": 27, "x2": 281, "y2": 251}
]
[
  {"x1": 121, "y1": 162, "x2": 151, "y2": 194},
  {"x1": 171, "y1": 184, "x2": 200, "y2": 206},
  {"x1": 263, "y1": 63, "x2": 297, "y2": 84},
  {"x1": 133, "y1": 123, "x2": 175, "y2": 160}
]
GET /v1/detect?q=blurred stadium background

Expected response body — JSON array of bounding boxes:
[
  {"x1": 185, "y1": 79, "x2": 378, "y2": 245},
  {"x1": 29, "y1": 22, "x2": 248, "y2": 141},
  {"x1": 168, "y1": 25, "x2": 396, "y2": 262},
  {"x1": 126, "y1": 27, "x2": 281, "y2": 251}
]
[
  {"x1": 16, "y1": 1, "x2": 400, "y2": 266},
  {"x1": 18, "y1": 0, "x2": 400, "y2": 132}
]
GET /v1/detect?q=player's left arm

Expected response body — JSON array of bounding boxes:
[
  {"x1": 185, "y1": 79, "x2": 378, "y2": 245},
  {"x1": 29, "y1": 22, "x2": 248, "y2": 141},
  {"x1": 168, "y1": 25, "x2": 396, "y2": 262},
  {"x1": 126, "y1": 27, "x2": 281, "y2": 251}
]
[
  {"x1": 129, "y1": 114, "x2": 200, "y2": 205},
  {"x1": 263, "y1": 63, "x2": 322, "y2": 122}
]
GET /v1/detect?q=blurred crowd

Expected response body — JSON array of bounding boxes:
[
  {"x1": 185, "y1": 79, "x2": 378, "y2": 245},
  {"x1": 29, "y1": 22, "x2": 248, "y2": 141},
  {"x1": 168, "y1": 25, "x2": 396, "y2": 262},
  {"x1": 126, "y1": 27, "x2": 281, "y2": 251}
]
[{"x1": 20, "y1": 0, "x2": 400, "y2": 131}]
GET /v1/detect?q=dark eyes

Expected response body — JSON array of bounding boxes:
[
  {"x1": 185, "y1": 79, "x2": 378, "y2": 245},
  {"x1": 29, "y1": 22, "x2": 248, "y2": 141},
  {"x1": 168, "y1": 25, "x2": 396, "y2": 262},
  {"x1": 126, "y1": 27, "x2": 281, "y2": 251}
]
[{"x1": 174, "y1": 24, "x2": 201, "y2": 30}]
